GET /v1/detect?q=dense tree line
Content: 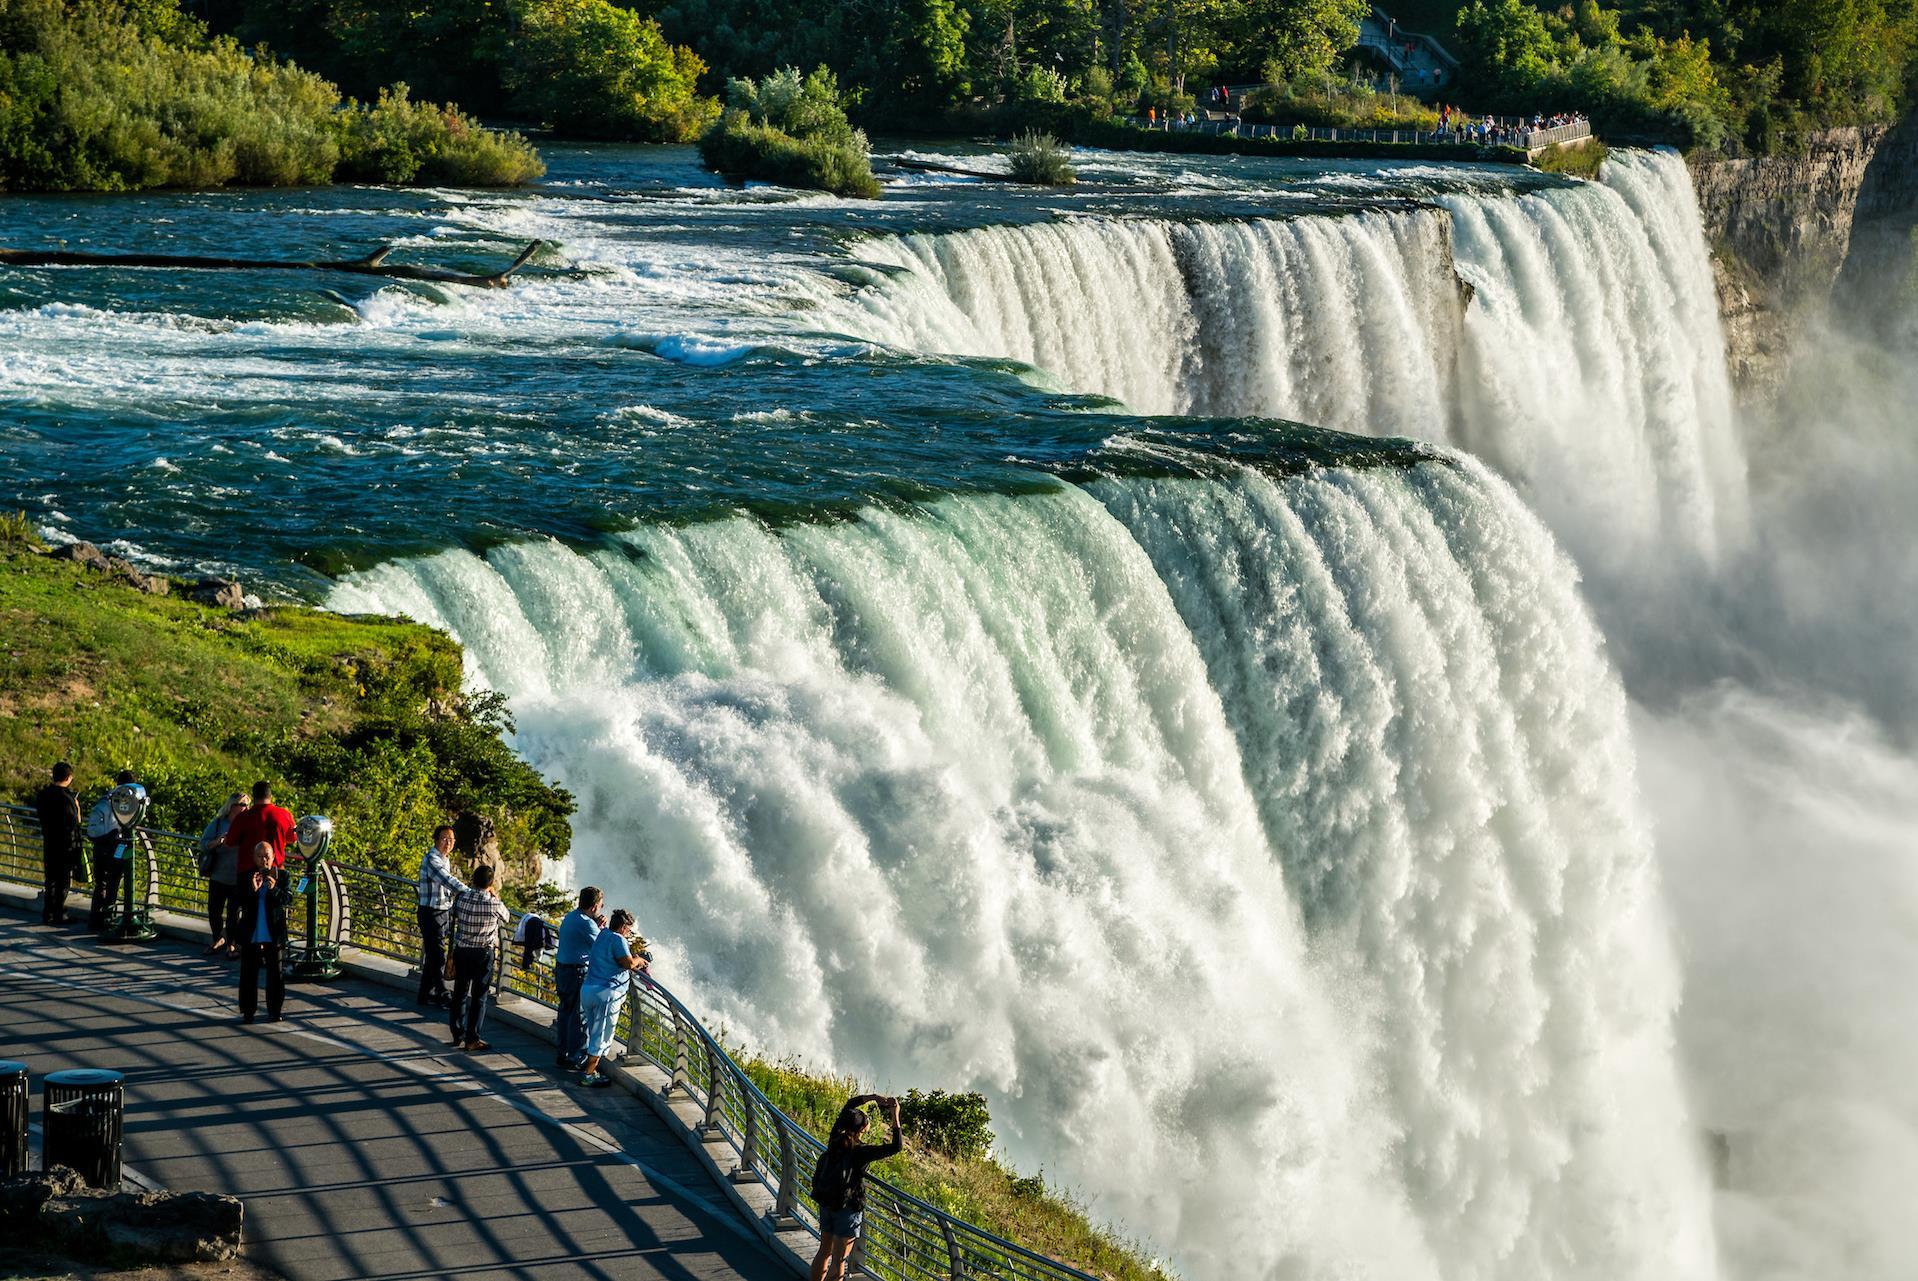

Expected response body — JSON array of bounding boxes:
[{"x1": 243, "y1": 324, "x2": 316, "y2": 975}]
[
  {"x1": 1452, "y1": 0, "x2": 1918, "y2": 150},
  {"x1": 215, "y1": 0, "x2": 1915, "y2": 151}
]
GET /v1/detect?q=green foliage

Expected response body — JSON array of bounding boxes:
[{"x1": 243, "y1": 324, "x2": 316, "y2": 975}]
[
  {"x1": 0, "y1": 513, "x2": 46, "y2": 552},
  {"x1": 1018, "y1": 64, "x2": 1069, "y2": 103},
  {"x1": 0, "y1": 0, "x2": 539, "y2": 193},
  {"x1": 1005, "y1": 129, "x2": 1076, "y2": 183},
  {"x1": 0, "y1": 548, "x2": 574, "y2": 883},
  {"x1": 699, "y1": 66, "x2": 880, "y2": 198},
  {"x1": 1449, "y1": 0, "x2": 1918, "y2": 153},
  {"x1": 1243, "y1": 71, "x2": 1441, "y2": 129},
  {"x1": 336, "y1": 85, "x2": 545, "y2": 186},
  {"x1": 508, "y1": 0, "x2": 718, "y2": 141},
  {"x1": 899, "y1": 1088, "x2": 994, "y2": 1160},
  {"x1": 1533, "y1": 134, "x2": 1610, "y2": 176}
]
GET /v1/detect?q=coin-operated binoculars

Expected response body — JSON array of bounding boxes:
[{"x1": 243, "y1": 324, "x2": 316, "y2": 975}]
[
  {"x1": 101, "y1": 783, "x2": 156, "y2": 944},
  {"x1": 285, "y1": 815, "x2": 340, "y2": 981}
]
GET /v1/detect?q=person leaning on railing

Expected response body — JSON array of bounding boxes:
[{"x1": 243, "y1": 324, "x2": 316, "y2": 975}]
[
  {"x1": 448, "y1": 863, "x2": 510, "y2": 1052},
  {"x1": 554, "y1": 886, "x2": 606, "y2": 1073},
  {"x1": 577, "y1": 909, "x2": 648, "y2": 1088},
  {"x1": 809, "y1": 1094, "x2": 904, "y2": 1281},
  {"x1": 416, "y1": 824, "x2": 467, "y2": 1010}
]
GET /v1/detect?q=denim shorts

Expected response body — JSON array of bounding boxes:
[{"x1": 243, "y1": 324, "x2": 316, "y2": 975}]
[{"x1": 819, "y1": 1207, "x2": 863, "y2": 1239}]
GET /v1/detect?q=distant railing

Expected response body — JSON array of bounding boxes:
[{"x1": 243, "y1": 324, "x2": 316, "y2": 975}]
[
  {"x1": 0, "y1": 805, "x2": 1100, "y2": 1281},
  {"x1": 1139, "y1": 115, "x2": 1591, "y2": 152}
]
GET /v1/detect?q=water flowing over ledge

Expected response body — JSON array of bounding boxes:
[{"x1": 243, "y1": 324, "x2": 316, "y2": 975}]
[{"x1": 332, "y1": 459, "x2": 1714, "y2": 1280}]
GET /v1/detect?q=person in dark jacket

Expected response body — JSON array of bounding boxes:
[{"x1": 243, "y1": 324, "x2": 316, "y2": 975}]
[
  {"x1": 34, "y1": 762, "x2": 83, "y2": 925},
  {"x1": 808, "y1": 1094, "x2": 903, "y2": 1281},
  {"x1": 235, "y1": 842, "x2": 289, "y2": 1025}
]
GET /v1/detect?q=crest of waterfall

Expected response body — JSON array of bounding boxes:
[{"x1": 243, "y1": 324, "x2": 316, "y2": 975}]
[
  {"x1": 835, "y1": 150, "x2": 1748, "y2": 578},
  {"x1": 332, "y1": 458, "x2": 1713, "y2": 1280}
]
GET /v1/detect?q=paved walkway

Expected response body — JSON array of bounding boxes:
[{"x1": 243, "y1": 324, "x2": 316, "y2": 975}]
[{"x1": 0, "y1": 913, "x2": 788, "y2": 1281}]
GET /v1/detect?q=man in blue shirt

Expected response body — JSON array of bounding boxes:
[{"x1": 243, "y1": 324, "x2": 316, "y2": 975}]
[{"x1": 553, "y1": 887, "x2": 605, "y2": 1071}]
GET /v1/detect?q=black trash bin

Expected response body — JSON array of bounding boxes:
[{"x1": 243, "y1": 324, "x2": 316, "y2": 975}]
[
  {"x1": 42, "y1": 1068, "x2": 124, "y2": 1189},
  {"x1": 0, "y1": 1061, "x2": 24, "y2": 1178}
]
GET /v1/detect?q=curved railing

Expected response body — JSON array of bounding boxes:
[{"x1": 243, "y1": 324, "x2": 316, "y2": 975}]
[{"x1": 0, "y1": 805, "x2": 1100, "y2": 1281}]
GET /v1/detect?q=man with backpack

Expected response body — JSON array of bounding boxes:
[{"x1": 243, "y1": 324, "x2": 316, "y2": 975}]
[{"x1": 808, "y1": 1094, "x2": 903, "y2": 1280}]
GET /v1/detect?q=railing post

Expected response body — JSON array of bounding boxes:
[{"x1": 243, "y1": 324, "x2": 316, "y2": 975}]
[
  {"x1": 940, "y1": 1216, "x2": 966, "y2": 1281},
  {"x1": 698, "y1": 1037, "x2": 723, "y2": 1136},
  {"x1": 732, "y1": 1089, "x2": 761, "y2": 1183},
  {"x1": 668, "y1": 1004, "x2": 691, "y2": 1095},
  {"x1": 771, "y1": 1116, "x2": 798, "y2": 1227}
]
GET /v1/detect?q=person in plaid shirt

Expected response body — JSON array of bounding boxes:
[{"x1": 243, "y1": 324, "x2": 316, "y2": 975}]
[
  {"x1": 449, "y1": 862, "x2": 510, "y2": 1052},
  {"x1": 416, "y1": 825, "x2": 467, "y2": 1009}
]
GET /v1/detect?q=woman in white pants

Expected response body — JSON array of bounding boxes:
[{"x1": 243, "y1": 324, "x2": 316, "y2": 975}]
[{"x1": 577, "y1": 909, "x2": 647, "y2": 1086}]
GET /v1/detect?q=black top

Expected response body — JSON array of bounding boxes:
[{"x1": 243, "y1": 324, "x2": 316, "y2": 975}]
[
  {"x1": 236, "y1": 873, "x2": 290, "y2": 946},
  {"x1": 810, "y1": 1129, "x2": 903, "y2": 1213},
  {"x1": 34, "y1": 783, "x2": 82, "y2": 850}
]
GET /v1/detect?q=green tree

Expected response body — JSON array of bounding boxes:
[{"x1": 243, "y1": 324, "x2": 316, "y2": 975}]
[
  {"x1": 1228, "y1": 0, "x2": 1368, "y2": 82},
  {"x1": 509, "y1": 0, "x2": 718, "y2": 139},
  {"x1": 1455, "y1": 0, "x2": 1556, "y2": 92}
]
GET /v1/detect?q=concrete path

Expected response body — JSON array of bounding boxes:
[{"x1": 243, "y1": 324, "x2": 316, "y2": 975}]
[{"x1": 0, "y1": 913, "x2": 788, "y2": 1281}]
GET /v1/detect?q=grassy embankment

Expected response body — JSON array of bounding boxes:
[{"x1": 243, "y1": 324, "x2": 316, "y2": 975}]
[
  {"x1": 1533, "y1": 135, "x2": 1610, "y2": 177},
  {"x1": 1, "y1": 521, "x2": 1170, "y2": 1277},
  {"x1": 736, "y1": 1052, "x2": 1172, "y2": 1281},
  {"x1": 0, "y1": 524, "x2": 570, "y2": 904}
]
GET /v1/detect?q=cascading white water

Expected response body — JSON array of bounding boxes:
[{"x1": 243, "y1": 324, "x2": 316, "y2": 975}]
[
  {"x1": 836, "y1": 151, "x2": 1747, "y2": 577},
  {"x1": 332, "y1": 457, "x2": 1714, "y2": 1280}
]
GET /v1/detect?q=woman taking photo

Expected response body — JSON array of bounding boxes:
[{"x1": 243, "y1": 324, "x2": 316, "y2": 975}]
[
  {"x1": 808, "y1": 1094, "x2": 902, "y2": 1281},
  {"x1": 576, "y1": 909, "x2": 647, "y2": 1088}
]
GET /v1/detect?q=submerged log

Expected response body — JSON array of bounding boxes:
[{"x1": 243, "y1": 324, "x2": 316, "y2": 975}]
[
  {"x1": 0, "y1": 240, "x2": 546, "y2": 288},
  {"x1": 889, "y1": 157, "x2": 1055, "y2": 186}
]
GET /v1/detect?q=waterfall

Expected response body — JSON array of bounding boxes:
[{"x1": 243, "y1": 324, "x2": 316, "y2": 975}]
[
  {"x1": 331, "y1": 457, "x2": 1714, "y2": 1280},
  {"x1": 835, "y1": 151, "x2": 1747, "y2": 577}
]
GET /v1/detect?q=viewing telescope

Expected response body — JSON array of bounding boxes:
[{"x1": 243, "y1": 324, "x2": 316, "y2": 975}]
[
  {"x1": 100, "y1": 783, "x2": 155, "y2": 944},
  {"x1": 286, "y1": 815, "x2": 340, "y2": 981}
]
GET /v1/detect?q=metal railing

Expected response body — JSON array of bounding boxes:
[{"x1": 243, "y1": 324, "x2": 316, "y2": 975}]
[{"x1": 0, "y1": 805, "x2": 1102, "y2": 1281}]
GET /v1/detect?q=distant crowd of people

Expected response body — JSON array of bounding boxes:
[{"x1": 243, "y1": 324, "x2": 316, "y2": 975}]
[
  {"x1": 1436, "y1": 104, "x2": 1590, "y2": 145},
  {"x1": 29, "y1": 761, "x2": 904, "y2": 1264}
]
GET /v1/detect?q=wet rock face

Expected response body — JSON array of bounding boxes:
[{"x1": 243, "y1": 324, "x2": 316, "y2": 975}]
[
  {"x1": 1689, "y1": 124, "x2": 1918, "y2": 395},
  {"x1": 191, "y1": 576, "x2": 246, "y2": 609},
  {"x1": 0, "y1": 1168, "x2": 244, "y2": 1265}
]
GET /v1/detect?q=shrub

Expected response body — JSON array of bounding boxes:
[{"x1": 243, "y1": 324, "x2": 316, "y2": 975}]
[
  {"x1": 899, "y1": 1088, "x2": 994, "y2": 1161},
  {"x1": 0, "y1": 512, "x2": 46, "y2": 551},
  {"x1": 698, "y1": 66, "x2": 880, "y2": 199},
  {"x1": 508, "y1": 0, "x2": 717, "y2": 141},
  {"x1": 335, "y1": 85, "x2": 545, "y2": 186},
  {"x1": 0, "y1": 0, "x2": 540, "y2": 192},
  {"x1": 1006, "y1": 130, "x2": 1075, "y2": 184},
  {"x1": 1017, "y1": 65, "x2": 1068, "y2": 104}
]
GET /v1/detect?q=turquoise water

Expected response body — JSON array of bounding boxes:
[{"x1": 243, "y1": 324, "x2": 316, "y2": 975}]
[{"x1": 0, "y1": 143, "x2": 1550, "y2": 583}]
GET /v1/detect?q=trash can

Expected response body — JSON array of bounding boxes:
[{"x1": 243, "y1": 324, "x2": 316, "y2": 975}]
[
  {"x1": 42, "y1": 1068, "x2": 124, "y2": 1190},
  {"x1": 0, "y1": 1061, "x2": 25, "y2": 1179}
]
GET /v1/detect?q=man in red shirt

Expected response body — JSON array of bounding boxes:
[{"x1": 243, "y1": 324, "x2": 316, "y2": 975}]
[{"x1": 223, "y1": 780, "x2": 297, "y2": 867}]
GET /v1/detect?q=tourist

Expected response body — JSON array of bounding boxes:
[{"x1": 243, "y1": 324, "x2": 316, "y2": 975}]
[
  {"x1": 554, "y1": 886, "x2": 605, "y2": 1071},
  {"x1": 86, "y1": 769, "x2": 136, "y2": 928},
  {"x1": 577, "y1": 909, "x2": 648, "y2": 1088},
  {"x1": 415, "y1": 824, "x2": 466, "y2": 1009},
  {"x1": 222, "y1": 780, "x2": 295, "y2": 867},
  {"x1": 448, "y1": 862, "x2": 510, "y2": 1052},
  {"x1": 200, "y1": 792, "x2": 247, "y2": 957},
  {"x1": 808, "y1": 1094, "x2": 904, "y2": 1281},
  {"x1": 236, "y1": 842, "x2": 288, "y2": 1024},
  {"x1": 34, "y1": 762, "x2": 82, "y2": 926}
]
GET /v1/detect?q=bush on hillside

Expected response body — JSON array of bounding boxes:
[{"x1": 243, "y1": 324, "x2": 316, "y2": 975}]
[
  {"x1": 1006, "y1": 130, "x2": 1076, "y2": 184},
  {"x1": 508, "y1": 0, "x2": 717, "y2": 141},
  {"x1": 900, "y1": 1089, "x2": 995, "y2": 1160},
  {"x1": 698, "y1": 66, "x2": 880, "y2": 198},
  {"x1": 0, "y1": 0, "x2": 541, "y2": 192}
]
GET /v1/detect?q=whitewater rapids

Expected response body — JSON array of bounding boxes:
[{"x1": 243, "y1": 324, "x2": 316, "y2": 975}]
[{"x1": 334, "y1": 456, "x2": 1714, "y2": 1280}]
